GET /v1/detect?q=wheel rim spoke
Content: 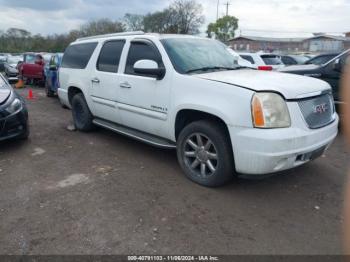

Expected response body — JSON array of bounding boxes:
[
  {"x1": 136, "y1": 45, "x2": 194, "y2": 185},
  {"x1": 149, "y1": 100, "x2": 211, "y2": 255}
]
[
  {"x1": 206, "y1": 160, "x2": 216, "y2": 172},
  {"x1": 196, "y1": 134, "x2": 204, "y2": 147},
  {"x1": 207, "y1": 152, "x2": 218, "y2": 160},
  {"x1": 200, "y1": 163, "x2": 206, "y2": 176},
  {"x1": 185, "y1": 151, "x2": 196, "y2": 157},
  {"x1": 187, "y1": 139, "x2": 198, "y2": 150},
  {"x1": 204, "y1": 140, "x2": 212, "y2": 151},
  {"x1": 191, "y1": 159, "x2": 200, "y2": 169}
]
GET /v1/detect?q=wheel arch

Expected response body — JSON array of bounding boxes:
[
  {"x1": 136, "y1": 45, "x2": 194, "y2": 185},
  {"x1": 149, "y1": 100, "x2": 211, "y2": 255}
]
[
  {"x1": 68, "y1": 86, "x2": 83, "y2": 106},
  {"x1": 174, "y1": 108, "x2": 232, "y2": 145}
]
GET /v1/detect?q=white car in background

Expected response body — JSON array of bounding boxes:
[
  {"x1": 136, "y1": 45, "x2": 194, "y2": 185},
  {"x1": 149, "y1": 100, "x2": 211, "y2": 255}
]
[{"x1": 239, "y1": 52, "x2": 285, "y2": 70}]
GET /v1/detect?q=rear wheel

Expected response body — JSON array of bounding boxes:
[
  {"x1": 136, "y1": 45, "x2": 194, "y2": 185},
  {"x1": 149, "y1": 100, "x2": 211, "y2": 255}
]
[
  {"x1": 71, "y1": 93, "x2": 94, "y2": 131},
  {"x1": 177, "y1": 120, "x2": 234, "y2": 187}
]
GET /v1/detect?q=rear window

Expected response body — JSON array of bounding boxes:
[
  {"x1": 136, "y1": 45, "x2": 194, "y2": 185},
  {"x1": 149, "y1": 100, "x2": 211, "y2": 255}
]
[
  {"x1": 97, "y1": 40, "x2": 125, "y2": 73},
  {"x1": 241, "y1": 55, "x2": 255, "y2": 64},
  {"x1": 260, "y1": 55, "x2": 283, "y2": 65},
  {"x1": 61, "y1": 42, "x2": 97, "y2": 69}
]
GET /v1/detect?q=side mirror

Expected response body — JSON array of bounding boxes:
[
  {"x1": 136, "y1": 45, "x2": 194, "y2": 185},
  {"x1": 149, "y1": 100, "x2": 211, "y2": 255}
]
[
  {"x1": 133, "y1": 59, "x2": 165, "y2": 80},
  {"x1": 333, "y1": 59, "x2": 342, "y2": 72}
]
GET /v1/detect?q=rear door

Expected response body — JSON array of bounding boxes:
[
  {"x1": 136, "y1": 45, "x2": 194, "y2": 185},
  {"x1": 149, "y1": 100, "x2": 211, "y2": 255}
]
[{"x1": 90, "y1": 40, "x2": 126, "y2": 124}]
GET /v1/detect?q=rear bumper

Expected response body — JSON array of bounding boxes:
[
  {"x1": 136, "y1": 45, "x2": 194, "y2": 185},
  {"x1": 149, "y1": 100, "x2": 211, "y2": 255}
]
[
  {"x1": 228, "y1": 115, "x2": 339, "y2": 175},
  {"x1": 0, "y1": 106, "x2": 29, "y2": 141},
  {"x1": 57, "y1": 88, "x2": 70, "y2": 108}
]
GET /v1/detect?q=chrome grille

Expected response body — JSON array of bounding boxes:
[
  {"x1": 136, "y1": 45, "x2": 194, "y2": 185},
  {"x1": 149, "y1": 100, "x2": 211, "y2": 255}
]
[{"x1": 298, "y1": 93, "x2": 335, "y2": 129}]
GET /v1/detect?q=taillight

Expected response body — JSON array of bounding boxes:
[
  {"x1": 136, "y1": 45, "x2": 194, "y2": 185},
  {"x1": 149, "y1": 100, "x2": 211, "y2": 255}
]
[{"x1": 258, "y1": 66, "x2": 273, "y2": 71}]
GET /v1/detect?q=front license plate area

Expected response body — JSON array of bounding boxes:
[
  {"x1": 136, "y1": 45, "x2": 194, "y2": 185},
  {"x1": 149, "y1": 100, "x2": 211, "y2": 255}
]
[{"x1": 299, "y1": 146, "x2": 326, "y2": 161}]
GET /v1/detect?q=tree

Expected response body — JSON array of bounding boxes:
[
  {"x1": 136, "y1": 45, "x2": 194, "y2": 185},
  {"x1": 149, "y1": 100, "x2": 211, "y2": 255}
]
[
  {"x1": 171, "y1": 0, "x2": 205, "y2": 34},
  {"x1": 80, "y1": 18, "x2": 125, "y2": 37},
  {"x1": 207, "y1": 15, "x2": 239, "y2": 42},
  {"x1": 124, "y1": 13, "x2": 145, "y2": 31},
  {"x1": 144, "y1": 0, "x2": 204, "y2": 34}
]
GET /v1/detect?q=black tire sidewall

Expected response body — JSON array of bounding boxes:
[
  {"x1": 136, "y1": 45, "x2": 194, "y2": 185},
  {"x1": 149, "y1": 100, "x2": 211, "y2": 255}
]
[
  {"x1": 177, "y1": 120, "x2": 234, "y2": 187},
  {"x1": 71, "y1": 93, "x2": 94, "y2": 131}
]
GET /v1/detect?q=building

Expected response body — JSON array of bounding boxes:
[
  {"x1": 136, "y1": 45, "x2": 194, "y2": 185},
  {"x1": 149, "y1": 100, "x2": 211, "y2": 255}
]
[{"x1": 229, "y1": 34, "x2": 350, "y2": 53}]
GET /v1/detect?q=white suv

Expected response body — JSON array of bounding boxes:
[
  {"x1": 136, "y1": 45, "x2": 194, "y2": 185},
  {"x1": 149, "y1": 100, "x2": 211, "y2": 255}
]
[{"x1": 58, "y1": 32, "x2": 338, "y2": 187}]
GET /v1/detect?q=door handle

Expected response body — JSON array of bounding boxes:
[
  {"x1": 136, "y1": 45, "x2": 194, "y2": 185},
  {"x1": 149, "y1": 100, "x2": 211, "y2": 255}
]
[
  {"x1": 91, "y1": 77, "x2": 100, "y2": 83},
  {"x1": 120, "y1": 82, "x2": 131, "y2": 89}
]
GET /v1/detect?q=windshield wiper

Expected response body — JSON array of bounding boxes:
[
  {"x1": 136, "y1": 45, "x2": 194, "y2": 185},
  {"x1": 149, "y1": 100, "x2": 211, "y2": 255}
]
[{"x1": 185, "y1": 66, "x2": 240, "y2": 74}]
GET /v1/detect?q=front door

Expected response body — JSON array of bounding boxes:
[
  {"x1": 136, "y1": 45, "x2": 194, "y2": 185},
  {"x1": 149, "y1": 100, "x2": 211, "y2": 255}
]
[
  {"x1": 117, "y1": 39, "x2": 171, "y2": 138},
  {"x1": 90, "y1": 40, "x2": 126, "y2": 124}
]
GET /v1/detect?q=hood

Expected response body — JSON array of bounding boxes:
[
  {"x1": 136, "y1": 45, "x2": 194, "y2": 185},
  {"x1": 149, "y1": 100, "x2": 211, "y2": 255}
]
[
  {"x1": 279, "y1": 64, "x2": 320, "y2": 72},
  {"x1": 194, "y1": 69, "x2": 331, "y2": 100},
  {"x1": 0, "y1": 88, "x2": 11, "y2": 104}
]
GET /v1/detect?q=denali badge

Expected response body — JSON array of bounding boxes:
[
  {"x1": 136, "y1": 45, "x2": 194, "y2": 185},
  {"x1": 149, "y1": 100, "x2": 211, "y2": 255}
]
[{"x1": 313, "y1": 103, "x2": 328, "y2": 114}]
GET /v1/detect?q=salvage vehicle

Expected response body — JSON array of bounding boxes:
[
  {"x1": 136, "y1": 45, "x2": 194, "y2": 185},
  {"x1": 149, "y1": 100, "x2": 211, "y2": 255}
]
[
  {"x1": 280, "y1": 49, "x2": 349, "y2": 105},
  {"x1": 4, "y1": 55, "x2": 23, "y2": 82},
  {"x1": 44, "y1": 53, "x2": 63, "y2": 97},
  {"x1": 239, "y1": 52, "x2": 285, "y2": 70},
  {"x1": 0, "y1": 73, "x2": 29, "y2": 141},
  {"x1": 58, "y1": 32, "x2": 338, "y2": 187},
  {"x1": 17, "y1": 53, "x2": 45, "y2": 85}
]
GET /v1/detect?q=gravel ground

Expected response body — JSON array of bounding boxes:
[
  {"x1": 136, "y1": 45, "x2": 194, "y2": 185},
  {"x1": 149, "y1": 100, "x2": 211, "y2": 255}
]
[{"x1": 0, "y1": 87, "x2": 348, "y2": 255}]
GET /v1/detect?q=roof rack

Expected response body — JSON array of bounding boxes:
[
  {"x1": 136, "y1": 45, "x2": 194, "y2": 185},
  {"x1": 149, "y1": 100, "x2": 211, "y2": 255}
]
[{"x1": 76, "y1": 31, "x2": 145, "y2": 42}]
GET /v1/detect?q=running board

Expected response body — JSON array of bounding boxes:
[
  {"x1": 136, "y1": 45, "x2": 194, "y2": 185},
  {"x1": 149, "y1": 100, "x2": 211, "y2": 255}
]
[{"x1": 93, "y1": 118, "x2": 176, "y2": 149}]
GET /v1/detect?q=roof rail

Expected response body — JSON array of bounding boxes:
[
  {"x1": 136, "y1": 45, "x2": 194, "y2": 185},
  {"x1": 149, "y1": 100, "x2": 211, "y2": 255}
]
[{"x1": 76, "y1": 31, "x2": 145, "y2": 42}]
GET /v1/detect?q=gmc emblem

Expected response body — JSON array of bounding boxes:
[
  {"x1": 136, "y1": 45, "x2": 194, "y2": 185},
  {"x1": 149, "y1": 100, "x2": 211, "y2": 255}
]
[{"x1": 313, "y1": 103, "x2": 328, "y2": 114}]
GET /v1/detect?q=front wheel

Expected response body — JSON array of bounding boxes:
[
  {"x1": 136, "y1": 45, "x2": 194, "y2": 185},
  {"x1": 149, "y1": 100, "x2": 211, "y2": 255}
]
[
  {"x1": 177, "y1": 120, "x2": 234, "y2": 187},
  {"x1": 71, "y1": 93, "x2": 95, "y2": 132}
]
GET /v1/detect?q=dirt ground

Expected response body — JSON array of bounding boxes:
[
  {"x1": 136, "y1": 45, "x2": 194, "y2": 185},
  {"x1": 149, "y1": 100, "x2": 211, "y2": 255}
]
[{"x1": 0, "y1": 87, "x2": 348, "y2": 255}]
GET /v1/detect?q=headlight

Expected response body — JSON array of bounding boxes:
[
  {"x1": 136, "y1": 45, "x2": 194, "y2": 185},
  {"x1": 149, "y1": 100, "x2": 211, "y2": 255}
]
[
  {"x1": 6, "y1": 98, "x2": 22, "y2": 114},
  {"x1": 251, "y1": 92, "x2": 291, "y2": 128}
]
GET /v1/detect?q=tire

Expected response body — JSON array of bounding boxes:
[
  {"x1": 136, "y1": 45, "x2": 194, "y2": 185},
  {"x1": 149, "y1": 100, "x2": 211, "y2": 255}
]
[
  {"x1": 45, "y1": 80, "x2": 54, "y2": 97},
  {"x1": 71, "y1": 93, "x2": 94, "y2": 132},
  {"x1": 177, "y1": 120, "x2": 234, "y2": 187}
]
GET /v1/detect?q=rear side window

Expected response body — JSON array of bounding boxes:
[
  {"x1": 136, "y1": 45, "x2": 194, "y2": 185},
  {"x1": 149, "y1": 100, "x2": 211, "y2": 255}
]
[
  {"x1": 241, "y1": 55, "x2": 255, "y2": 64},
  {"x1": 261, "y1": 55, "x2": 283, "y2": 65},
  {"x1": 125, "y1": 41, "x2": 163, "y2": 76},
  {"x1": 97, "y1": 40, "x2": 125, "y2": 73},
  {"x1": 61, "y1": 42, "x2": 97, "y2": 69}
]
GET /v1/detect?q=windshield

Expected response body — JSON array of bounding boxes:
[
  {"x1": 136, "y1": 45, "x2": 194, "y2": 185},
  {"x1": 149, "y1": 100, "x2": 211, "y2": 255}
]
[
  {"x1": 8, "y1": 56, "x2": 22, "y2": 64},
  {"x1": 260, "y1": 55, "x2": 283, "y2": 65},
  {"x1": 161, "y1": 38, "x2": 239, "y2": 74}
]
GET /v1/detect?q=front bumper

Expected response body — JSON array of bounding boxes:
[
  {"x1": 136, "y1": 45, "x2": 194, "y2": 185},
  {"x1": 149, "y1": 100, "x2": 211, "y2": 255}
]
[
  {"x1": 0, "y1": 106, "x2": 29, "y2": 141},
  {"x1": 228, "y1": 114, "x2": 339, "y2": 175}
]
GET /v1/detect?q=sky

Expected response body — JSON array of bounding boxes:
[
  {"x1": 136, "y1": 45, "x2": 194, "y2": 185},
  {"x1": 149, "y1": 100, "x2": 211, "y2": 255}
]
[{"x1": 0, "y1": 0, "x2": 349, "y2": 37}]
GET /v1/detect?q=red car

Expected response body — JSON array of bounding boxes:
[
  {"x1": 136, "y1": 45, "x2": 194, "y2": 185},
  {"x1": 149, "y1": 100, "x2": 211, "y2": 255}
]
[{"x1": 17, "y1": 53, "x2": 46, "y2": 85}]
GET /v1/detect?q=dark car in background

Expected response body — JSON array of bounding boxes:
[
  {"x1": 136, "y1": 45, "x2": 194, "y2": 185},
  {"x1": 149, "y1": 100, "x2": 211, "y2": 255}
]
[
  {"x1": 280, "y1": 49, "x2": 349, "y2": 106},
  {"x1": 0, "y1": 74, "x2": 29, "y2": 141},
  {"x1": 4, "y1": 55, "x2": 23, "y2": 82},
  {"x1": 304, "y1": 53, "x2": 339, "y2": 65},
  {"x1": 44, "y1": 53, "x2": 63, "y2": 97},
  {"x1": 281, "y1": 55, "x2": 309, "y2": 65}
]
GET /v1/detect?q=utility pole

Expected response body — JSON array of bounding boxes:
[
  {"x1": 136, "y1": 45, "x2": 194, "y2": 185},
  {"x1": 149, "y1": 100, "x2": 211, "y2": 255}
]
[
  {"x1": 216, "y1": 0, "x2": 220, "y2": 21},
  {"x1": 224, "y1": 1, "x2": 231, "y2": 16}
]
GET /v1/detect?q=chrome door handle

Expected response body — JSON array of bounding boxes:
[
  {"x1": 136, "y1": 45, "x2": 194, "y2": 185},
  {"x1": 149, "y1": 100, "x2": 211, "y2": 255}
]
[
  {"x1": 120, "y1": 82, "x2": 131, "y2": 89},
  {"x1": 91, "y1": 77, "x2": 100, "y2": 83}
]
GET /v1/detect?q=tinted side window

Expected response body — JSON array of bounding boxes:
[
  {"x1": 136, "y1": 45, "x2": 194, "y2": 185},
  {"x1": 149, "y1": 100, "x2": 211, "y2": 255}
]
[
  {"x1": 125, "y1": 41, "x2": 162, "y2": 76},
  {"x1": 241, "y1": 55, "x2": 254, "y2": 64},
  {"x1": 97, "y1": 40, "x2": 125, "y2": 73},
  {"x1": 61, "y1": 42, "x2": 97, "y2": 69},
  {"x1": 282, "y1": 56, "x2": 296, "y2": 65}
]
